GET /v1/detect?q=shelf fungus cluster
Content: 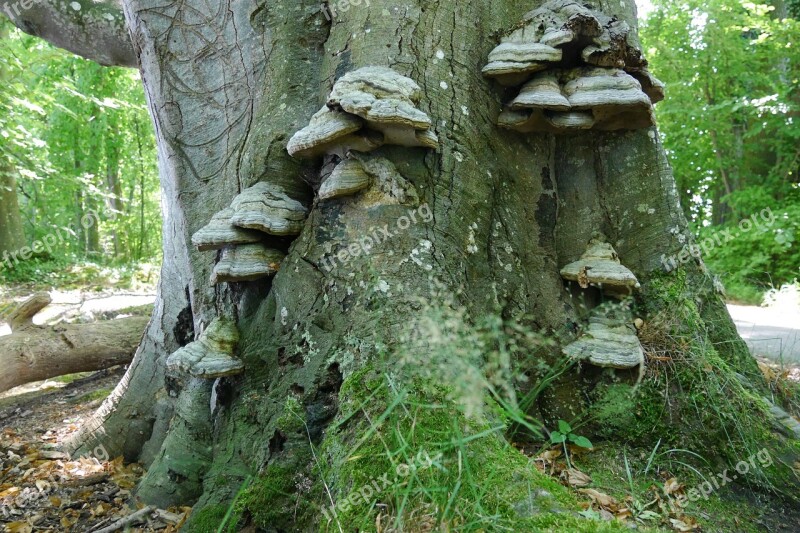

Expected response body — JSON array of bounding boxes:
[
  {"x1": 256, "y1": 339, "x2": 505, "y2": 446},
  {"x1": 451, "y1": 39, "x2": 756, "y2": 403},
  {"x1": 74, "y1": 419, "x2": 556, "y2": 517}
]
[
  {"x1": 560, "y1": 239, "x2": 641, "y2": 299},
  {"x1": 483, "y1": 0, "x2": 664, "y2": 133},
  {"x1": 166, "y1": 318, "x2": 243, "y2": 379},
  {"x1": 561, "y1": 239, "x2": 646, "y2": 374},
  {"x1": 192, "y1": 183, "x2": 307, "y2": 284},
  {"x1": 287, "y1": 66, "x2": 438, "y2": 160}
]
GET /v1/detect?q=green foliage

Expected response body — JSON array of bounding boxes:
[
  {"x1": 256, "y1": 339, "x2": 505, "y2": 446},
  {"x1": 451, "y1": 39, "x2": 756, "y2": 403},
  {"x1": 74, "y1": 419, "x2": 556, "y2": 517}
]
[
  {"x1": 696, "y1": 202, "x2": 800, "y2": 302},
  {"x1": 550, "y1": 419, "x2": 593, "y2": 449},
  {"x1": 642, "y1": 1, "x2": 800, "y2": 299},
  {"x1": 0, "y1": 21, "x2": 160, "y2": 279}
]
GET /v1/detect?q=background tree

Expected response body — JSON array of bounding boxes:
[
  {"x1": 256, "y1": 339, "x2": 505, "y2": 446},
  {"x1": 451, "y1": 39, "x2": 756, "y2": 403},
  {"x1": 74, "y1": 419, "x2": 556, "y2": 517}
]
[
  {"x1": 2, "y1": 0, "x2": 798, "y2": 530},
  {"x1": 0, "y1": 19, "x2": 161, "y2": 282},
  {"x1": 642, "y1": 0, "x2": 800, "y2": 301},
  {"x1": 0, "y1": 23, "x2": 26, "y2": 256}
]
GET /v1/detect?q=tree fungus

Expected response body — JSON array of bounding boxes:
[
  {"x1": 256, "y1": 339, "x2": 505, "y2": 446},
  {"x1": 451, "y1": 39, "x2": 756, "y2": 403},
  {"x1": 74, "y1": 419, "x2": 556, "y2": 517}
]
[
  {"x1": 484, "y1": 0, "x2": 663, "y2": 133},
  {"x1": 166, "y1": 318, "x2": 243, "y2": 379},
  {"x1": 287, "y1": 66, "x2": 438, "y2": 158},
  {"x1": 560, "y1": 238, "x2": 641, "y2": 299}
]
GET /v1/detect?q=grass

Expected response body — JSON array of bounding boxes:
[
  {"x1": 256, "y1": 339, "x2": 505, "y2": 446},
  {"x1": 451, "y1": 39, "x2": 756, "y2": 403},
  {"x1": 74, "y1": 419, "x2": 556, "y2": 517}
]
[
  {"x1": 70, "y1": 388, "x2": 112, "y2": 404},
  {"x1": 0, "y1": 258, "x2": 159, "y2": 292},
  {"x1": 186, "y1": 276, "x2": 799, "y2": 531}
]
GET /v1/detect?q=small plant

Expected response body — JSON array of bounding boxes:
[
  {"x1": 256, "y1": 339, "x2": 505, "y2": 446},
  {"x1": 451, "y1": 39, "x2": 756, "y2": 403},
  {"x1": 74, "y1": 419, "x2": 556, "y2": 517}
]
[{"x1": 550, "y1": 420, "x2": 593, "y2": 468}]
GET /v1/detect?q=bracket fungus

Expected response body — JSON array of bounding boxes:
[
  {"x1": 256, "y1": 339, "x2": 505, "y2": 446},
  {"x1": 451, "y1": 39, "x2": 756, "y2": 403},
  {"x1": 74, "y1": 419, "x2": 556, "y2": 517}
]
[
  {"x1": 287, "y1": 66, "x2": 438, "y2": 159},
  {"x1": 563, "y1": 303, "x2": 645, "y2": 370},
  {"x1": 211, "y1": 243, "x2": 285, "y2": 284},
  {"x1": 230, "y1": 182, "x2": 309, "y2": 237},
  {"x1": 166, "y1": 318, "x2": 243, "y2": 379},
  {"x1": 192, "y1": 182, "x2": 307, "y2": 285},
  {"x1": 319, "y1": 158, "x2": 372, "y2": 200},
  {"x1": 484, "y1": 0, "x2": 663, "y2": 133},
  {"x1": 560, "y1": 239, "x2": 641, "y2": 299},
  {"x1": 190, "y1": 208, "x2": 264, "y2": 251}
]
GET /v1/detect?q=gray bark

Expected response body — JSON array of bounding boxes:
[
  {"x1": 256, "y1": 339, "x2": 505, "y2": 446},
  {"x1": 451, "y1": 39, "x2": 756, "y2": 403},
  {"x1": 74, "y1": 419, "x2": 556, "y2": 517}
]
[{"x1": 0, "y1": 0, "x2": 135, "y2": 67}]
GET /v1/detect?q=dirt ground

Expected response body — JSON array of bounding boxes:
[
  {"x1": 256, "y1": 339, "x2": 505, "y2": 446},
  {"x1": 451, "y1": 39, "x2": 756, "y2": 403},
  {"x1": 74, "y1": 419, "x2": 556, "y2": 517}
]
[{"x1": 0, "y1": 369, "x2": 190, "y2": 532}]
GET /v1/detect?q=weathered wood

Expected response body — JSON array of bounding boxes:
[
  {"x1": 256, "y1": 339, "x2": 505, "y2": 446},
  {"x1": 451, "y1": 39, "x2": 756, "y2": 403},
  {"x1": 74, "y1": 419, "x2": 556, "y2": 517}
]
[
  {"x1": 5, "y1": 292, "x2": 52, "y2": 331},
  {"x1": 0, "y1": 315, "x2": 148, "y2": 393}
]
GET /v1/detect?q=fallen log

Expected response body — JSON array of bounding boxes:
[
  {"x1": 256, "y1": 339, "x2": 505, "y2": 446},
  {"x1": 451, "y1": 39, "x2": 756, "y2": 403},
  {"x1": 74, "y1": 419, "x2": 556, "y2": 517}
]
[{"x1": 0, "y1": 293, "x2": 148, "y2": 393}]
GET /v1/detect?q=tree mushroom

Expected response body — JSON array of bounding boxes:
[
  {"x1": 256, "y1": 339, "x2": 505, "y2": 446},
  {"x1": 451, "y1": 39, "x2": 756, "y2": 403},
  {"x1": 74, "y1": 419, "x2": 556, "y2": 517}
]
[
  {"x1": 630, "y1": 69, "x2": 666, "y2": 104},
  {"x1": 319, "y1": 158, "x2": 372, "y2": 200},
  {"x1": 286, "y1": 106, "x2": 384, "y2": 158},
  {"x1": 481, "y1": 43, "x2": 563, "y2": 86},
  {"x1": 166, "y1": 318, "x2": 243, "y2": 379},
  {"x1": 483, "y1": 1, "x2": 664, "y2": 133},
  {"x1": 546, "y1": 110, "x2": 596, "y2": 130},
  {"x1": 563, "y1": 302, "x2": 645, "y2": 370},
  {"x1": 191, "y1": 207, "x2": 264, "y2": 251},
  {"x1": 288, "y1": 66, "x2": 438, "y2": 159},
  {"x1": 497, "y1": 67, "x2": 654, "y2": 133},
  {"x1": 562, "y1": 67, "x2": 654, "y2": 130},
  {"x1": 560, "y1": 238, "x2": 641, "y2": 299},
  {"x1": 230, "y1": 182, "x2": 309, "y2": 237},
  {"x1": 510, "y1": 72, "x2": 570, "y2": 111},
  {"x1": 211, "y1": 243, "x2": 286, "y2": 284}
]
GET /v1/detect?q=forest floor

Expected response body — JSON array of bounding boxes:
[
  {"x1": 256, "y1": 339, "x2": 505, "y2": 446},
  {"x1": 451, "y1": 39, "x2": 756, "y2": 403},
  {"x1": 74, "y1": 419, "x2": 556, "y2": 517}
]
[
  {"x1": 0, "y1": 287, "x2": 797, "y2": 532},
  {"x1": 0, "y1": 368, "x2": 190, "y2": 532}
]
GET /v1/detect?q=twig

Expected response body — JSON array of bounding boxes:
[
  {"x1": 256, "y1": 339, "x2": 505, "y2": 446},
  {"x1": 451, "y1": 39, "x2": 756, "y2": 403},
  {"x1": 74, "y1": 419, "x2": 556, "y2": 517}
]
[{"x1": 92, "y1": 506, "x2": 154, "y2": 533}]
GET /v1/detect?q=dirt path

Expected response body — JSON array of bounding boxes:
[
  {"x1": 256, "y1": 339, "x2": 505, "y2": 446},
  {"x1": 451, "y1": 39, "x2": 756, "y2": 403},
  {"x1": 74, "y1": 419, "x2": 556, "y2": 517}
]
[{"x1": 728, "y1": 304, "x2": 800, "y2": 365}]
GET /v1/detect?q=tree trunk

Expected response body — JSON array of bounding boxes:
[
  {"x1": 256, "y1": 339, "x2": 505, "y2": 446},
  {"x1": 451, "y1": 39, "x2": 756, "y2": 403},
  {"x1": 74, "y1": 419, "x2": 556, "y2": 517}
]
[
  {"x1": 0, "y1": 26, "x2": 25, "y2": 258},
  {"x1": 0, "y1": 294, "x2": 147, "y2": 393},
  {"x1": 0, "y1": 165, "x2": 24, "y2": 257},
  {"x1": 8, "y1": 0, "x2": 798, "y2": 529}
]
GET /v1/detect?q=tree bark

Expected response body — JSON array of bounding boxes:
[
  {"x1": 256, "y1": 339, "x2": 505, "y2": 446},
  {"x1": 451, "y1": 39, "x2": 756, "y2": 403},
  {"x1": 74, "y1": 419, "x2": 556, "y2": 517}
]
[
  {"x1": 0, "y1": 25, "x2": 25, "y2": 258},
  {"x1": 0, "y1": 294, "x2": 147, "y2": 393},
  {"x1": 0, "y1": 164, "x2": 24, "y2": 257},
  {"x1": 13, "y1": 0, "x2": 795, "y2": 528},
  {"x1": 0, "y1": 0, "x2": 135, "y2": 67}
]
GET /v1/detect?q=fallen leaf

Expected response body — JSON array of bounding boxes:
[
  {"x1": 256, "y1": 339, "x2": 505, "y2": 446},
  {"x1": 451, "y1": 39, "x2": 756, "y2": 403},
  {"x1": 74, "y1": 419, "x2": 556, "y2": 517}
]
[
  {"x1": 579, "y1": 488, "x2": 618, "y2": 509},
  {"x1": 4, "y1": 521, "x2": 32, "y2": 533},
  {"x1": 670, "y1": 516, "x2": 700, "y2": 531},
  {"x1": 578, "y1": 267, "x2": 590, "y2": 288},
  {"x1": 664, "y1": 477, "x2": 683, "y2": 495},
  {"x1": 599, "y1": 509, "x2": 615, "y2": 521},
  {"x1": 563, "y1": 468, "x2": 592, "y2": 487},
  {"x1": 537, "y1": 449, "x2": 562, "y2": 462},
  {"x1": 0, "y1": 487, "x2": 21, "y2": 498}
]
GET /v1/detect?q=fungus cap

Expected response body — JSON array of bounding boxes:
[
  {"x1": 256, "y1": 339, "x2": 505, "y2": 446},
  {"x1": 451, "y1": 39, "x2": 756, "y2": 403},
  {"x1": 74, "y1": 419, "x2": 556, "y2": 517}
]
[
  {"x1": 211, "y1": 243, "x2": 286, "y2": 284},
  {"x1": 166, "y1": 318, "x2": 244, "y2": 378},
  {"x1": 191, "y1": 208, "x2": 263, "y2": 251},
  {"x1": 560, "y1": 240, "x2": 641, "y2": 298},
  {"x1": 230, "y1": 182, "x2": 308, "y2": 237}
]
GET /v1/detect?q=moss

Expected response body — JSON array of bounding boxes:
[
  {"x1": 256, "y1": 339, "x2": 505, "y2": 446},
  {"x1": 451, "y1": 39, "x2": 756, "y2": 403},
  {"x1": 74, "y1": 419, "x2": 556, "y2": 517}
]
[
  {"x1": 52, "y1": 372, "x2": 93, "y2": 384},
  {"x1": 587, "y1": 267, "x2": 800, "y2": 501},
  {"x1": 237, "y1": 464, "x2": 318, "y2": 530},
  {"x1": 275, "y1": 395, "x2": 305, "y2": 433},
  {"x1": 590, "y1": 383, "x2": 667, "y2": 443},
  {"x1": 70, "y1": 388, "x2": 112, "y2": 404},
  {"x1": 182, "y1": 504, "x2": 236, "y2": 533},
  {"x1": 312, "y1": 370, "x2": 634, "y2": 532},
  {"x1": 576, "y1": 445, "x2": 777, "y2": 533}
]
